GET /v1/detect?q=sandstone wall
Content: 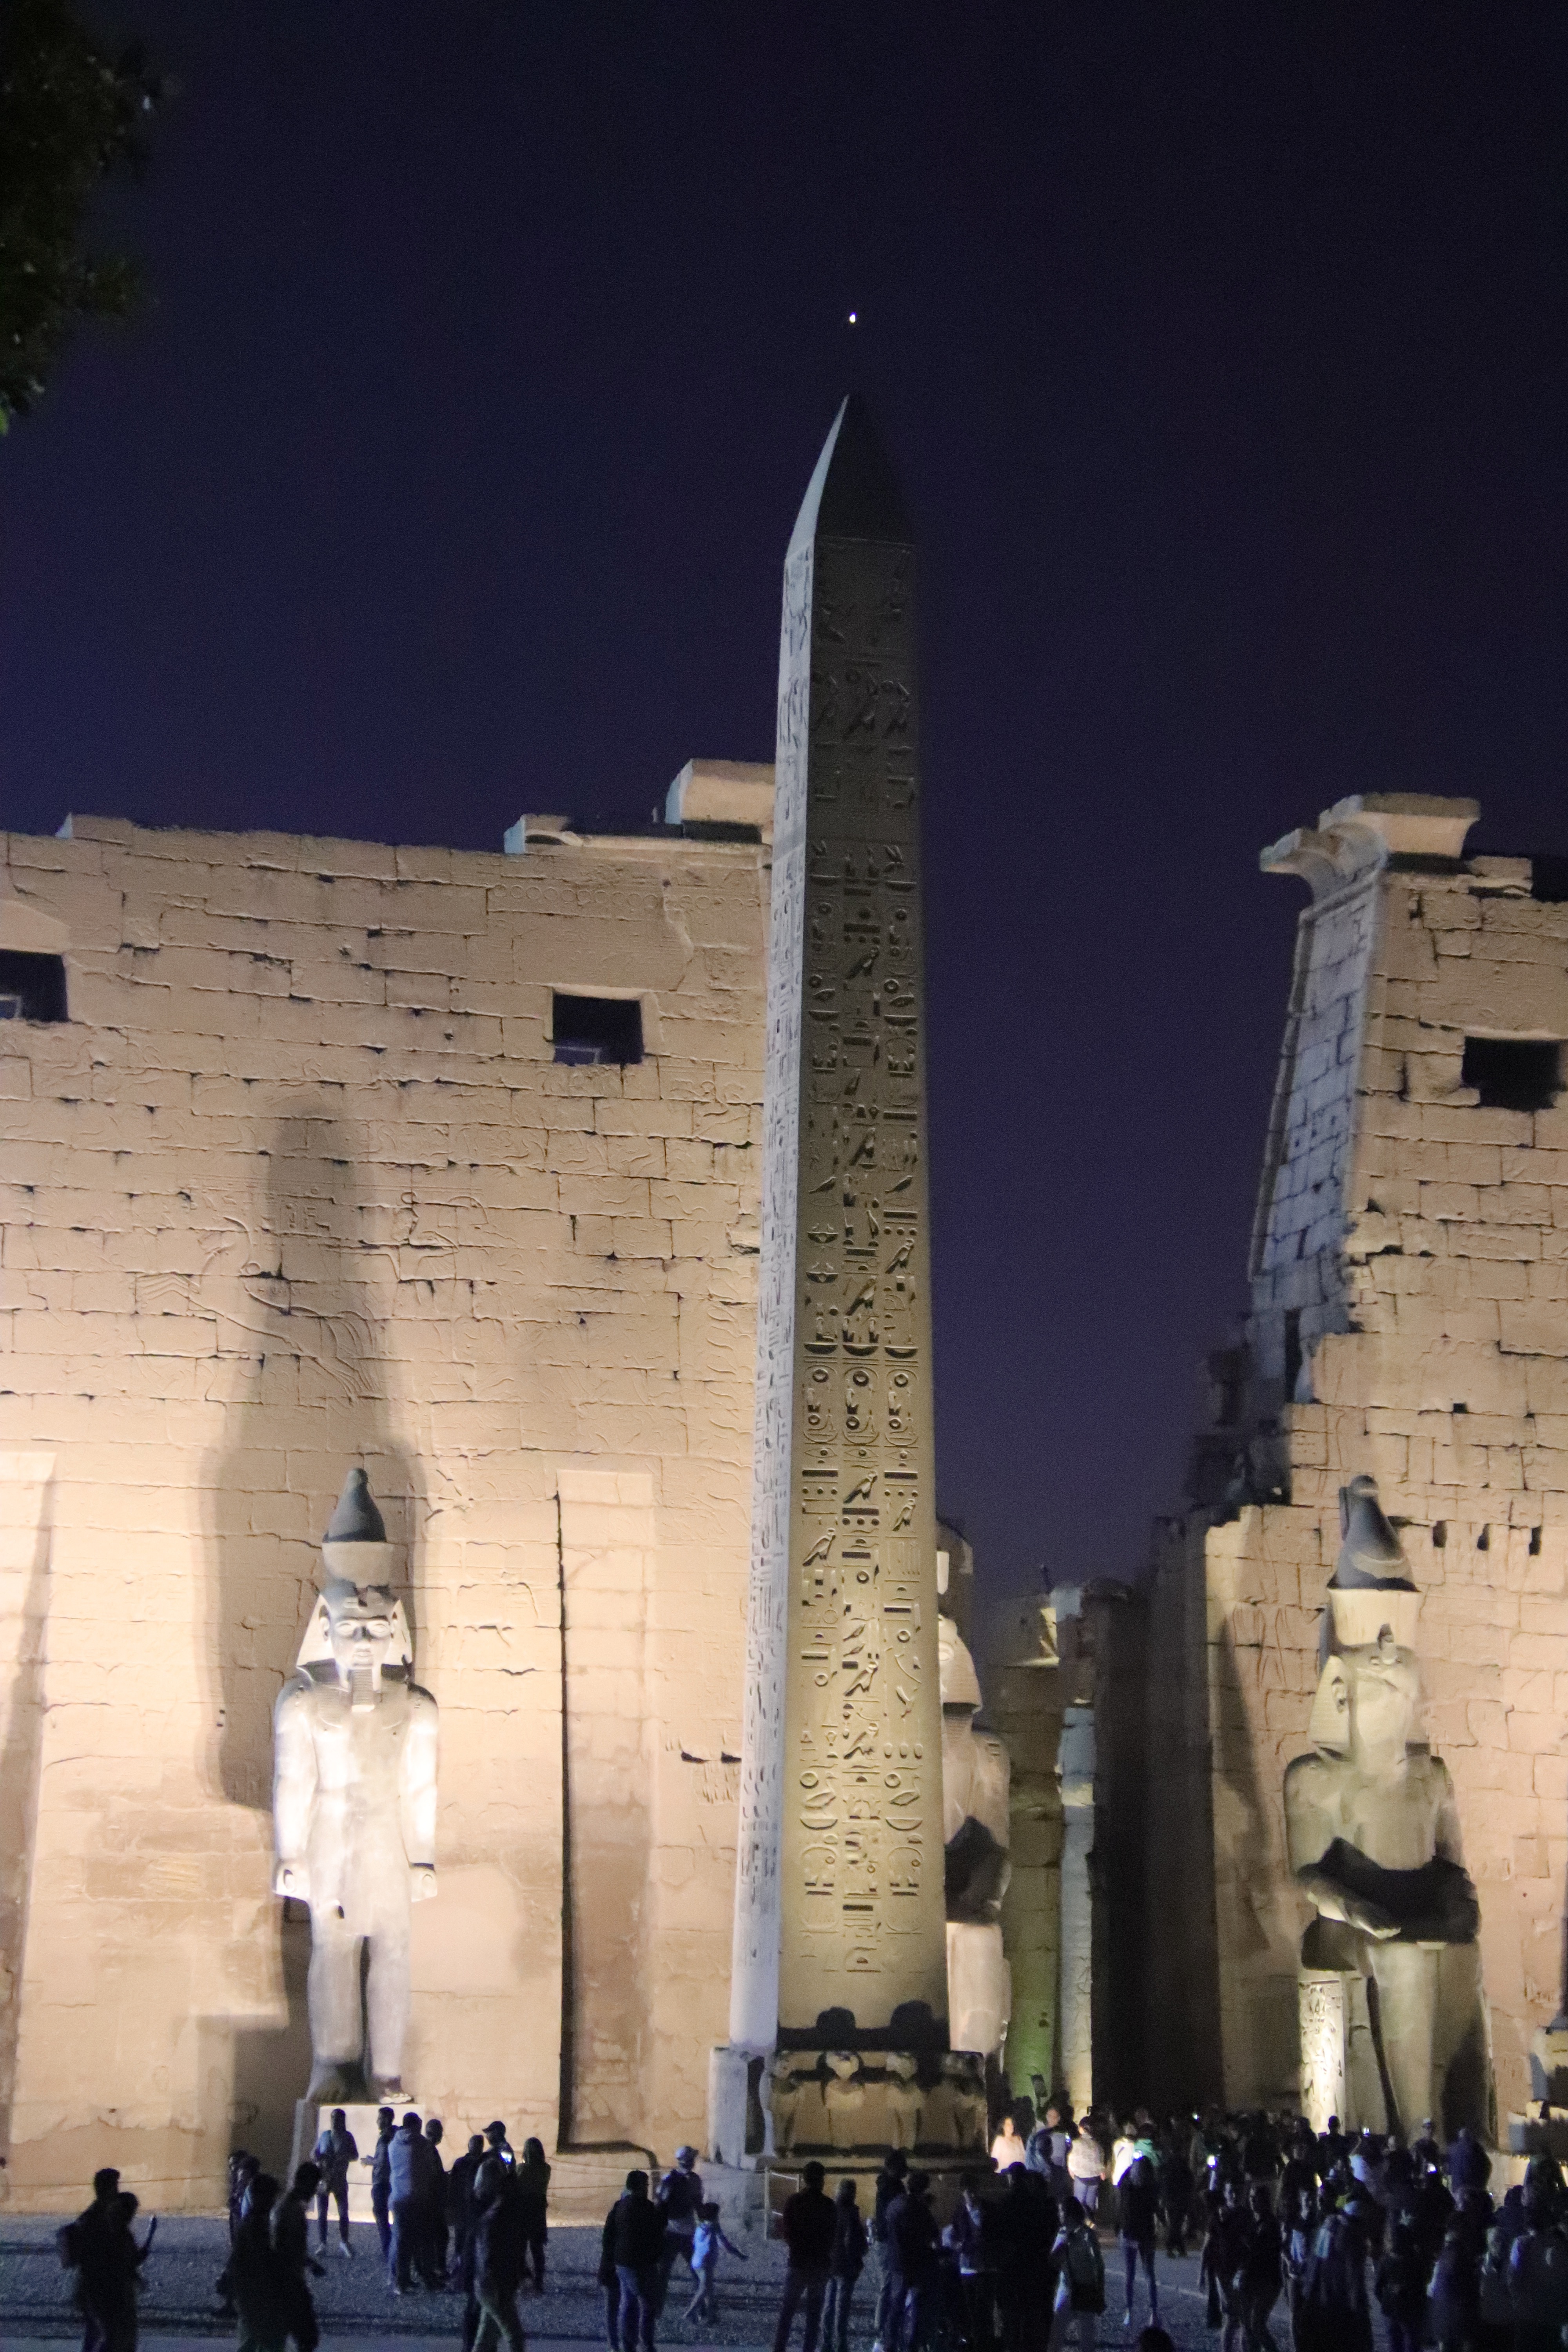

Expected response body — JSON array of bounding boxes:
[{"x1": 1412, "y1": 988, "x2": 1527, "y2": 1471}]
[
  {"x1": 0, "y1": 813, "x2": 766, "y2": 2203},
  {"x1": 1152, "y1": 807, "x2": 1568, "y2": 2125}
]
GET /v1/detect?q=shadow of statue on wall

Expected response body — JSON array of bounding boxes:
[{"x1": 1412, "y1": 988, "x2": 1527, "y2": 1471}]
[
  {"x1": 1210, "y1": 1617, "x2": 1300, "y2": 2099},
  {"x1": 201, "y1": 1108, "x2": 424, "y2": 2156},
  {"x1": 206, "y1": 1108, "x2": 423, "y2": 1811}
]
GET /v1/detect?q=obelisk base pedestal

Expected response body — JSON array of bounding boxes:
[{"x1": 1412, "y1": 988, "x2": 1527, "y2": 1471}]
[{"x1": 708, "y1": 2044, "x2": 762, "y2": 2169}]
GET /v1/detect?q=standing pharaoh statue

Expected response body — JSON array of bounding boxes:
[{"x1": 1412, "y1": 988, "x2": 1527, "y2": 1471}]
[
  {"x1": 939, "y1": 1616, "x2": 1012, "y2": 2058},
  {"x1": 272, "y1": 1468, "x2": 438, "y2": 2101},
  {"x1": 1285, "y1": 1475, "x2": 1479, "y2": 2138}
]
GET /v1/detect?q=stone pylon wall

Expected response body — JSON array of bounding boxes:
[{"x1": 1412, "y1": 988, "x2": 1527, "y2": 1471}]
[
  {"x1": 0, "y1": 813, "x2": 766, "y2": 2204},
  {"x1": 1146, "y1": 801, "x2": 1568, "y2": 2127}
]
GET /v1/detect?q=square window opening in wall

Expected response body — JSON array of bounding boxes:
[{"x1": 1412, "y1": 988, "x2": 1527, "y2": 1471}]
[
  {"x1": 552, "y1": 992, "x2": 643, "y2": 1067},
  {"x1": 1461, "y1": 1034, "x2": 1563, "y2": 1114},
  {"x1": 0, "y1": 951, "x2": 67, "y2": 1023}
]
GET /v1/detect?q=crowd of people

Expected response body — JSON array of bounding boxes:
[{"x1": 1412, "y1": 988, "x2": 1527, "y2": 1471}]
[
  {"x1": 59, "y1": 2093, "x2": 1568, "y2": 2352},
  {"x1": 59, "y1": 2108, "x2": 553, "y2": 2352},
  {"x1": 920, "y1": 2094, "x2": 1568, "y2": 2352}
]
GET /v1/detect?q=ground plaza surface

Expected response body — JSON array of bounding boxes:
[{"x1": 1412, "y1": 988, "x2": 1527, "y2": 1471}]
[{"x1": 0, "y1": 2213, "x2": 1402, "y2": 2352}]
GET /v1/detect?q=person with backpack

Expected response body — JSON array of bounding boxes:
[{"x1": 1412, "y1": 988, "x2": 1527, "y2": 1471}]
[
  {"x1": 1050, "y1": 2196, "x2": 1105, "y2": 2352},
  {"x1": 60, "y1": 2168, "x2": 125, "y2": 2352},
  {"x1": 1118, "y1": 2149, "x2": 1161, "y2": 2333},
  {"x1": 76, "y1": 2189, "x2": 154, "y2": 2352}
]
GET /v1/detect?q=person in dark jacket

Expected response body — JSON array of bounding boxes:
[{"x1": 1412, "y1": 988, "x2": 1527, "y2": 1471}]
[
  {"x1": 472, "y1": 2156, "x2": 528, "y2": 2352},
  {"x1": 1158, "y1": 2138, "x2": 1194, "y2": 2258},
  {"x1": 599, "y1": 2185, "x2": 629, "y2": 2352},
  {"x1": 369, "y1": 2109, "x2": 396, "y2": 2266},
  {"x1": 775, "y1": 2159, "x2": 838, "y2": 2352},
  {"x1": 822, "y1": 2178, "x2": 868, "y2": 2352},
  {"x1": 424, "y1": 2120, "x2": 450, "y2": 2284},
  {"x1": 1199, "y1": 2180, "x2": 1249, "y2": 2351},
  {"x1": 69, "y1": 2181, "x2": 152, "y2": 2352},
  {"x1": 870, "y1": 2150, "x2": 909, "y2": 2351},
  {"x1": 233, "y1": 2173, "x2": 287, "y2": 2352},
  {"x1": 63, "y1": 2168, "x2": 125, "y2": 2352},
  {"x1": 1448, "y1": 2126, "x2": 1492, "y2": 2195},
  {"x1": 611, "y1": 2170, "x2": 667, "y2": 2352},
  {"x1": 1239, "y1": 2183, "x2": 1283, "y2": 2352},
  {"x1": 272, "y1": 2164, "x2": 324, "y2": 2352},
  {"x1": 449, "y1": 2135, "x2": 486, "y2": 2290},
  {"x1": 884, "y1": 2171, "x2": 940, "y2": 2352},
  {"x1": 389, "y1": 2111, "x2": 444, "y2": 2293},
  {"x1": 657, "y1": 2145, "x2": 704, "y2": 2306},
  {"x1": 1119, "y1": 2152, "x2": 1161, "y2": 2333},
  {"x1": 944, "y1": 2174, "x2": 995, "y2": 2352},
  {"x1": 1052, "y1": 2195, "x2": 1105, "y2": 2352},
  {"x1": 518, "y1": 2138, "x2": 552, "y2": 2291},
  {"x1": 1294, "y1": 2202, "x2": 1372, "y2": 2352},
  {"x1": 1373, "y1": 2218, "x2": 1427, "y2": 2352}
]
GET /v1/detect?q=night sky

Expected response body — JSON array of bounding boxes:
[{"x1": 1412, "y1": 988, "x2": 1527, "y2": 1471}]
[{"x1": 5, "y1": 3, "x2": 1567, "y2": 1603}]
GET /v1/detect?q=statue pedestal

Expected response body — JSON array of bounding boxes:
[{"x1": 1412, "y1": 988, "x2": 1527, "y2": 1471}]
[
  {"x1": 289, "y1": 2100, "x2": 408, "y2": 2223},
  {"x1": 1299, "y1": 1973, "x2": 1348, "y2": 2132}
]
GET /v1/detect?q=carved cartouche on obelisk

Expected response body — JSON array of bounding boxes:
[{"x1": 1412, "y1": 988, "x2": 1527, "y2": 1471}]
[
  {"x1": 1285, "y1": 1474, "x2": 1477, "y2": 2139},
  {"x1": 724, "y1": 398, "x2": 947, "y2": 2137},
  {"x1": 273, "y1": 1468, "x2": 438, "y2": 2102}
]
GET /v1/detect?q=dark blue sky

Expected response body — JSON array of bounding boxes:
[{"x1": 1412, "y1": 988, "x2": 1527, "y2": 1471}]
[{"x1": 5, "y1": 2, "x2": 1567, "y2": 1596}]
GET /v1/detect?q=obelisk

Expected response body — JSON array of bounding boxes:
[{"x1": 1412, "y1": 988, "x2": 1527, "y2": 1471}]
[{"x1": 721, "y1": 399, "x2": 946, "y2": 2132}]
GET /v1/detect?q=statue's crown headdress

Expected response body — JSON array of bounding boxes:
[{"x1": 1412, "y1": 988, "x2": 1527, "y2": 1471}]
[
  {"x1": 320, "y1": 1464, "x2": 395, "y2": 1586},
  {"x1": 300, "y1": 1466, "x2": 408, "y2": 1672},
  {"x1": 1325, "y1": 1474, "x2": 1417, "y2": 1650}
]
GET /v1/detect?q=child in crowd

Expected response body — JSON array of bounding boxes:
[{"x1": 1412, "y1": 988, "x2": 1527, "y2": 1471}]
[{"x1": 684, "y1": 2199, "x2": 747, "y2": 2325}]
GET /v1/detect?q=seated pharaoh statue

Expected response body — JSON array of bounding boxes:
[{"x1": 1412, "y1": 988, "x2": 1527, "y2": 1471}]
[
  {"x1": 1285, "y1": 1474, "x2": 1480, "y2": 2140},
  {"x1": 939, "y1": 1615, "x2": 1012, "y2": 2058}
]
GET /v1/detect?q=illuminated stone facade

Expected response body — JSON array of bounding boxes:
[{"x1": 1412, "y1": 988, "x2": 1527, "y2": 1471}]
[
  {"x1": 0, "y1": 782, "x2": 770, "y2": 2203},
  {"x1": 1145, "y1": 795, "x2": 1568, "y2": 2132}
]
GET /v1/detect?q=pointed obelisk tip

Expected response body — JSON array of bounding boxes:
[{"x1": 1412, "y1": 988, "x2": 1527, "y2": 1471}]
[{"x1": 796, "y1": 394, "x2": 911, "y2": 551}]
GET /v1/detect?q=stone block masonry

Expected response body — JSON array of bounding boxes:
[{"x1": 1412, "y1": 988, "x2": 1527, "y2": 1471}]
[
  {"x1": 0, "y1": 807, "x2": 768, "y2": 2205},
  {"x1": 1145, "y1": 797, "x2": 1568, "y2": 2127}
]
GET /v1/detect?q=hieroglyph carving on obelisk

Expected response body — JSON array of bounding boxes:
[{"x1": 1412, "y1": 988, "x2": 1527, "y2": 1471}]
[{"x1": 729, "y1": 399, "x2": 947, "y2": 2058}]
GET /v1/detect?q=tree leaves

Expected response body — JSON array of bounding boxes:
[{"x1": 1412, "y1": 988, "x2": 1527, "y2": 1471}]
[{"x1": 0, "y1": 0, "x2": 164, "y2": 430}]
